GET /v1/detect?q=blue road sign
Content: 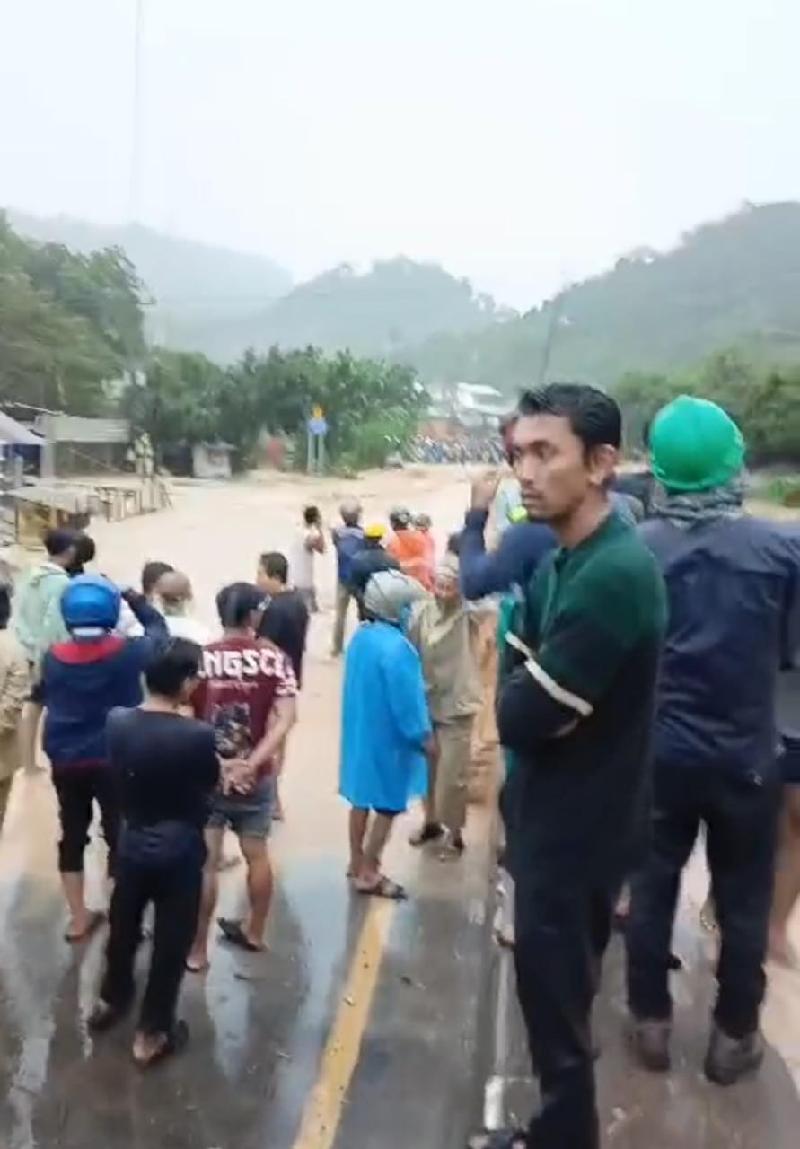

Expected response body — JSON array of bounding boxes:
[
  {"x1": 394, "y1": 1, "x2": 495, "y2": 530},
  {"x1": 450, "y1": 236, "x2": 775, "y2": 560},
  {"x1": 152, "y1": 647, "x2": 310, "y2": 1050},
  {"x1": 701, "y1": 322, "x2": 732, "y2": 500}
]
[{"x1": 308, "y1": 417, "x2": 328, "y2": 437}]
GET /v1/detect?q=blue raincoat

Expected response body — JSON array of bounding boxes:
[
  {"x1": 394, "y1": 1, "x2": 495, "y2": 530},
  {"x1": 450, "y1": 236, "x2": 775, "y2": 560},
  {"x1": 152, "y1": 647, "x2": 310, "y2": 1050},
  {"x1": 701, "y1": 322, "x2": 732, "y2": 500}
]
[{"x1": 340, "y1": 620, "x2": 430, "y2": 812}]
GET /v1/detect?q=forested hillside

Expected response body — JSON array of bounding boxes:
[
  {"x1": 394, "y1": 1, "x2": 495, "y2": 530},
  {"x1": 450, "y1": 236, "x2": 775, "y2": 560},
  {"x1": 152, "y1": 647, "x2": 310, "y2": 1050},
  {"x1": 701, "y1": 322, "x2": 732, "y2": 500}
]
[
  {"x1": 192, "y1": 258, "x2": 505, "y2": 362},
  {"x1": 405, "y1": 203, "x2": 800, "y2": 390},
  {"x1": 9, "y1": 210, "x2": 291, "y2": 354},
  {"x1": 0, "y1": 212, "x2": 144, "y2": 413}
]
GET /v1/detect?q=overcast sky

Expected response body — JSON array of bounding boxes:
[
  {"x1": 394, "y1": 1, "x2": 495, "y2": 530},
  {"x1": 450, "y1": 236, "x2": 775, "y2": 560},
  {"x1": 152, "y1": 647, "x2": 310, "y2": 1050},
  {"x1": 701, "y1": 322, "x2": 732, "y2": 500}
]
[{"x1": 0, "y1": 0, "x2": 797, "y2": 306}]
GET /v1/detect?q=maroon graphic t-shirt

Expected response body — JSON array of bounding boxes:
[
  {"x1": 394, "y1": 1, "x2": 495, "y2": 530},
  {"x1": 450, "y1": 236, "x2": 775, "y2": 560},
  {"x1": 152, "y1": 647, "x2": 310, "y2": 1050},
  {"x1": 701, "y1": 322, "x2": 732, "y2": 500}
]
[{"x1": 192, "y1": 637, "x2": 297, "y2": 778}]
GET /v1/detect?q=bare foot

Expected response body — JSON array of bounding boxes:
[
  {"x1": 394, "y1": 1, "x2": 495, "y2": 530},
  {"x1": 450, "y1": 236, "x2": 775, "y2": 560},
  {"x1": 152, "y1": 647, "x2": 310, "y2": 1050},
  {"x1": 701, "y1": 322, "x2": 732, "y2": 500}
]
[
  {"x1": 132, "y1": 1022, "x2": 189, "y2": 1067},
  {"x1": 64, "y1": 910, "x2": 104, "y2": 943},
  {"x1": 185, "y1": 948, "x2": 209, "y2": 973},
  {"x1": 133, "y1": 1032, "x2": 166, "y2": 1064}
]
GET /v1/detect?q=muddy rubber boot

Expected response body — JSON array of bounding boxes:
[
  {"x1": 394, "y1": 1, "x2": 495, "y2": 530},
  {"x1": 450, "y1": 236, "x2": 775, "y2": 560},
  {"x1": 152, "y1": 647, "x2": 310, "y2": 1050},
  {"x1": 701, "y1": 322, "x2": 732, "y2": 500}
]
[
  {"x1": 704, "y1": 1026, "x2": 765, "y2": 1086},
  {"x1": 629, "y1": 1018, "x2": 672, "y2": 1072}
]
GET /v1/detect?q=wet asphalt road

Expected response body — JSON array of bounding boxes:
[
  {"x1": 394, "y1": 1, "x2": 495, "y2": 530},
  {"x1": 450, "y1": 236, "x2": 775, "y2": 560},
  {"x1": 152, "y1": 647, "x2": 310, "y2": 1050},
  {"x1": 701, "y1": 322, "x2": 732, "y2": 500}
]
[{"x1": 0, "y1": 650, "x2": 494, "y2": 1149}]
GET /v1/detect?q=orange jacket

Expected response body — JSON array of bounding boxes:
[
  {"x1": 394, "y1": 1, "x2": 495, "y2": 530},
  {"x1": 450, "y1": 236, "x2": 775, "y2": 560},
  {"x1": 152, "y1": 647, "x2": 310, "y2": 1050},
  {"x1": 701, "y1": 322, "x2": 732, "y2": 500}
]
[{"x1": 387, "y1": 529, "x2": 434, "y2": 591}]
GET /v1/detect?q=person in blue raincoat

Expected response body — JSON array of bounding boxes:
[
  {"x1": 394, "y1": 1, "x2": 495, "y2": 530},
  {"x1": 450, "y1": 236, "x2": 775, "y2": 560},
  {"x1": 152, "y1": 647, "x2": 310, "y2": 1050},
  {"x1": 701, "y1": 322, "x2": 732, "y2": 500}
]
[{"x1": 340, "y1": 569, "x2": 435, "y2": 900}]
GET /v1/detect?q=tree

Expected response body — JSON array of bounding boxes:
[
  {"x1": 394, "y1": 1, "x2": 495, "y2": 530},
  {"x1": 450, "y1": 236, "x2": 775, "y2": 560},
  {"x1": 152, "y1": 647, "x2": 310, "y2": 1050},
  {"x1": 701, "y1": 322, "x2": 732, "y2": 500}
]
[
  {"x1": 0, "y1": 212, "x2": 146, "y2": 415},
  {"x1": 615, "y1": 351, "x2": 800, "y2": 466},
  {"x1": 121, "y1": 349, "x2": 222, "y2": 463},
  {"x1": 124, "y1": 344, "x2": 425, "y2": 472}
]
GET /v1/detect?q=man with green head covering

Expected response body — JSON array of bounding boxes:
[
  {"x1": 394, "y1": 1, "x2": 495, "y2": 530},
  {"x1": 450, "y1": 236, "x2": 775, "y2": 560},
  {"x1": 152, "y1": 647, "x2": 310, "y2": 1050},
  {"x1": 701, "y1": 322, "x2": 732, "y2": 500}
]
[{"x1": 626, "y1": 395, "x2": 800, "y2": 1086}]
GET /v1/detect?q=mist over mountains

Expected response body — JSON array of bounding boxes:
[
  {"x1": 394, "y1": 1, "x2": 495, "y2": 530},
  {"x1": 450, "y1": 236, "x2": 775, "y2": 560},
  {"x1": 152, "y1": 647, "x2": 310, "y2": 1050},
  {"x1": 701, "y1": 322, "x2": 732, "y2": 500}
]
[{"x1": 12, "y1": 202, "x2": 800, "y2": 391}]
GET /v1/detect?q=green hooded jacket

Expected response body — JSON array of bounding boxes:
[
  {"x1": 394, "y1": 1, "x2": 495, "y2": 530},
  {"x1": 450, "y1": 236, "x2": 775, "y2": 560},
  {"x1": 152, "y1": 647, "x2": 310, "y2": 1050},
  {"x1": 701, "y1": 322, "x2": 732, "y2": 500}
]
[{"x1": 13, "y1": 562, "x2": 70, "y2": 669}]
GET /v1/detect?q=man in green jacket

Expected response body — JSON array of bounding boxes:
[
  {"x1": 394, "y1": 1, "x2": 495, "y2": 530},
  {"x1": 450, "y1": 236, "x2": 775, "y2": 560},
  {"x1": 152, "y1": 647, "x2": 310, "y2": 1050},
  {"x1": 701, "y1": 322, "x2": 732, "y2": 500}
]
[
  {"x1": 13, "y1": 528, "x2": 78, "y2": 773},
  {"x1": 475, "y1": 384, "x2": 667, "y2": 1149}
]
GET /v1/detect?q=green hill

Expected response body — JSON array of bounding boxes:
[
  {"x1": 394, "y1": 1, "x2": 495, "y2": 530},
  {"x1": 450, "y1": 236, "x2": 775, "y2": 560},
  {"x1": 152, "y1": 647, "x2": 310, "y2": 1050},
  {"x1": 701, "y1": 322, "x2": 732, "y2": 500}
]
[
  {"x1": 8, "y1": 210, "x2": 292, "y2": 353},
  {"x1": 9, "y1": 214, "x2": 504, "y2": 363},
  {"x1": 404, "y1": 203, "x2": 800, "y2": 391},
  {"x1": 198, "y1": 257, "x2": 506, "y2": 362}
]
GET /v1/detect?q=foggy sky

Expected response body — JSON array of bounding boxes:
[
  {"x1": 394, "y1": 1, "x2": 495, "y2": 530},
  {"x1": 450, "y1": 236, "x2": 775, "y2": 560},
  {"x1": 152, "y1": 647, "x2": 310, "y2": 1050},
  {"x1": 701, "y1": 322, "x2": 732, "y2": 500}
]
[{"x1": 0, "y1": 0, "x2": 797, "y2": 307}]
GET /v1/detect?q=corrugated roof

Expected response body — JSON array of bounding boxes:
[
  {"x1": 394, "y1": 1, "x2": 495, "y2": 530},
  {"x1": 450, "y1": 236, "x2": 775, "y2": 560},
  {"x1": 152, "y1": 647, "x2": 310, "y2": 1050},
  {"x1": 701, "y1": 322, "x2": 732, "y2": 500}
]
[{"x1": 0, "y1": 411, "x2": 45, "y2": 446}]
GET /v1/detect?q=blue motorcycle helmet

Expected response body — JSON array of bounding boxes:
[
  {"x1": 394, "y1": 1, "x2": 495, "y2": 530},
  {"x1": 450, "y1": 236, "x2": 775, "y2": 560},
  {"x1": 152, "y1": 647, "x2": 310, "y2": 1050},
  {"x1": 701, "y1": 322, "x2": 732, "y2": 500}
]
[{"x1": 60, "y1": 574, "x2": 121, "y2": 638}]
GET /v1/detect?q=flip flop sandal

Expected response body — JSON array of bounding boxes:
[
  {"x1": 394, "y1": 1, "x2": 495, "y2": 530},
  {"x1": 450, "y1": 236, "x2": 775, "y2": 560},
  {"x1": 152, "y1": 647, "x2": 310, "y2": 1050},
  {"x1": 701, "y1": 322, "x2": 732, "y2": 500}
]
[
  {"x1": 355, "y1": 876, "x2": 408, "y2": 901},
  {"x1": 467, "y1": 1130, "x2": 528, "y2": 1149},
  {"x1": 88, "y1": 1000, "x2": 130, "y2": 1034},
  {"x1": 217, "y1": 917, "x2": 266, "y2": 952},
  {"x1": 134, "y1": 1020, "x2": 190, "y2": 1069},
  {"x1": 64, "y1": 910, "x2": 105, "y2": 944},
  {"x1": 409, "y1": 822, "x2": 444, "y2": 847}
]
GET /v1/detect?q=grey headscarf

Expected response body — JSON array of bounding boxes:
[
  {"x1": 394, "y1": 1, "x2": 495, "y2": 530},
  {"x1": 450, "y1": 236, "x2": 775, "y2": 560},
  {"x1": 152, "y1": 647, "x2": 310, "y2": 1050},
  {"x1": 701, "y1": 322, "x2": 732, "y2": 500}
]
[
  {"x1": 652, "y1": 475, "x2": 745, "y2": 529},
  {"x1": 363, "y1": 570, "x2": 426, "y2": 624}
]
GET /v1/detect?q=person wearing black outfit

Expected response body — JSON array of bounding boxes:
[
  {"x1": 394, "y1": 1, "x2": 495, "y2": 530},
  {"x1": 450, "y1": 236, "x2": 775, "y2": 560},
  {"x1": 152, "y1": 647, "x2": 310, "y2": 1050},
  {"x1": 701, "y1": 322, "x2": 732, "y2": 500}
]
[
  {"x1": 256, "y1": 552, "x2": 310, "y2": 686},
  {"x1": 256, "y1": 551, "x2": 309, "y2": 820},
  {"x1": 626, "y1": 396, "x2": 800, "y2": 1086},
  {"x1": 88, "y1": 640, "x2": 219, "y2": 1068},
  {"x1": 473, "y1": 385, "x2": 667, "y2": 1149},
  {"x1": 348, "y1": 525, "x2": 399, "y2": 618}
]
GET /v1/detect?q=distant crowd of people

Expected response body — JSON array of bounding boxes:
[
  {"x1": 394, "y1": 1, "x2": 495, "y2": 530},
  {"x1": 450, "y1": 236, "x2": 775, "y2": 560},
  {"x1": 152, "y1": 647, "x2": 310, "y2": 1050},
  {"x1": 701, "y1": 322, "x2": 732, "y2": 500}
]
[{"x1": 407, "y1": 434, "x2": 506, "y2": 466}]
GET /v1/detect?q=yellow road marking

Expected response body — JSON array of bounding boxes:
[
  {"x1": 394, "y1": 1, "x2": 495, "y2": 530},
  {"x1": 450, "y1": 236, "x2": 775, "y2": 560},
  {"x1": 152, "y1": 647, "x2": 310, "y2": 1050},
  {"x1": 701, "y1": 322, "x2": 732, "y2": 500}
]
[{"x1": 292, "y1": 899, "x2": 394, "y2": 1149}]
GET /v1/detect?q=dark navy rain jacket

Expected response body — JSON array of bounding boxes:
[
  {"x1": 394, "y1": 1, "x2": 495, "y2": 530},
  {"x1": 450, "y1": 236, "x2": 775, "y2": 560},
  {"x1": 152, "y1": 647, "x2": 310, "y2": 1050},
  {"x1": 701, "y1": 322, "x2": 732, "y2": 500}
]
[{"x1": 641, "y1": 516, "x2": 800, "y2": 778}]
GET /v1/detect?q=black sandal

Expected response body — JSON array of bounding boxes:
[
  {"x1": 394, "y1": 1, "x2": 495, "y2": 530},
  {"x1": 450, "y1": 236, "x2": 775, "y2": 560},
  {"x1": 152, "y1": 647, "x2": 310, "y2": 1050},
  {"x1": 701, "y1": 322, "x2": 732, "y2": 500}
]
[
  {"x1": 355, "y1": 875, "x2": 408, "y2": 900},
  {"x1": 134, "y1": 1020, "x2": 190, "y2": 1068},
  {"x1": 218, "y1": 917, "x2": 266, "y2": 952},
  {"x1": 64, "y1": 910, "x2": 105, "y2": 944},
  {"x1": 467, "y1": 1130, "x2": 528, "y2": 1149},
  {"x1": 88, "y1": 1000, "x2": 129, "y2": 1034},
  {"x1": 409, "y1": 822, "x2": 444, "y2": 847}
]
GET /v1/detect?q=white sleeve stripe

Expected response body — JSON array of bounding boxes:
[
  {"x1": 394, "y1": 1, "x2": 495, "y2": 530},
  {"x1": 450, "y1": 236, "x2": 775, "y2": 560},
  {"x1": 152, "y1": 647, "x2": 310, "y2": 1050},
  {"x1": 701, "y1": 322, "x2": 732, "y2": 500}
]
[
  {"x1": 523, "y1": 658, "x2": 594, "y2": 718},
  {"x1": 506, "y1": 631, "x2": 536, "y2": 660}
]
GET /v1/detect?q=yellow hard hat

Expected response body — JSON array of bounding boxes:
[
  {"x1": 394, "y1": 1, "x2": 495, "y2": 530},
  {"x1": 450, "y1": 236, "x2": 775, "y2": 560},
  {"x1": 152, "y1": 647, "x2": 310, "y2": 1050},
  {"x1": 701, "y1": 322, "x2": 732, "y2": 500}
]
[{"x1": 364, "y1": 523, "x2": 385, "y2": 540}]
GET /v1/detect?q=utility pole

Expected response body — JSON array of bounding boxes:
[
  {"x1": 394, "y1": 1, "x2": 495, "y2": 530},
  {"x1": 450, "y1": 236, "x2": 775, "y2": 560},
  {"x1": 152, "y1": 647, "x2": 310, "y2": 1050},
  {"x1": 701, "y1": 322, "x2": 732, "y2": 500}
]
[
  {"x1": 129, "y1": 0, "x2": 145, "y2": 222},
  {"x1": 537, "y1": 292, "x2": 565, "y2": 387}
]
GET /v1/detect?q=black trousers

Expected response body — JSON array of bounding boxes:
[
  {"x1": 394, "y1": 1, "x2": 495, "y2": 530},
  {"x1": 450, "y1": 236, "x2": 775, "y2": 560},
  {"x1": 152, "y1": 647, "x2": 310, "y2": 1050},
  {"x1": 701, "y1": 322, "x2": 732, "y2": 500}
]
[
  {"x1": 100, "y1": 857, "x2": 202, "y2": 1035},
  {"x1": 52, "y1": 766, "x2": 120, "y2": 876},
  {"x1": 514, "y1": 869, "x2": 619, "y2": 1149},
  {"x1": 627, "y1": 763, "x2": 779, "y2": 1038}
]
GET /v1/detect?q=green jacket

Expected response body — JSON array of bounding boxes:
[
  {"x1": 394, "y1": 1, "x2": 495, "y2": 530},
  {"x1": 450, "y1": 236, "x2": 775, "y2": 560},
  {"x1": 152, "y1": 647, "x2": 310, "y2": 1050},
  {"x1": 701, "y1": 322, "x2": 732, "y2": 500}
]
[{"x1": 13, "y1": 562, "x2": 70, "y2": 669}]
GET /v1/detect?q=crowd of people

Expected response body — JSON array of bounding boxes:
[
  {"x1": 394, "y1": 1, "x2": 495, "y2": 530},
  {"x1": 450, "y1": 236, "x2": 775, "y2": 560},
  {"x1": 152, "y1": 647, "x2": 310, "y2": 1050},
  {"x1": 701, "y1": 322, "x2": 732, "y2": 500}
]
[
  {"x1": 0, "y1": 382, "x2": 797, "y2": 1149},
  {"x1": 462, "y1": 385, "x2": 800, "y2": 1149},
  {"x1": 407, "y1": 434, "x2": 506, "y2": 466},
  {"x1": 0, "y1": 489, "x2": 482, "y2": 1067}
]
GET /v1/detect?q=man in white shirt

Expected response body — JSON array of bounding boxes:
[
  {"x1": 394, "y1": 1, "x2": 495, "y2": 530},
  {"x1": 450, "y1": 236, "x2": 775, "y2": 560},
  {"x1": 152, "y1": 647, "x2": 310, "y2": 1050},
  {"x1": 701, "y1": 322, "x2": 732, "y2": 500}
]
[
  {"x1": 155, "y1": 571, "x2": 213, "y2": 645},
  {"x1": 291, "y1": 506, "x2": 326, "y2": 613}
]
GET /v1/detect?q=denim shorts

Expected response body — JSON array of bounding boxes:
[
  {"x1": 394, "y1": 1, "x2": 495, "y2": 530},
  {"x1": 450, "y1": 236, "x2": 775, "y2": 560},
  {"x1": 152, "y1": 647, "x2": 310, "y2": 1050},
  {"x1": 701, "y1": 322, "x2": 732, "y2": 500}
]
[{"x1": 207, "y1": 778, "x2": 275, "y2": 839}]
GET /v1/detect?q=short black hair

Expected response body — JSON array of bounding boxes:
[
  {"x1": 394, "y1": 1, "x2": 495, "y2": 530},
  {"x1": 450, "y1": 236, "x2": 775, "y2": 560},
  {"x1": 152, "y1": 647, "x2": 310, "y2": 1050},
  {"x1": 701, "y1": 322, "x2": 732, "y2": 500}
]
[
  {"x1": 44, "y1": 528, "x2": 78, "y2": 559},
  {"x1": 303, "y1": 505, "x2": 321, "y2": 526},
  {"x1": 144, "y1": 638, "x2": 202, "y2": 698},
  {"x1": 74, "y1": 534, "x2": 96, "y2": 566},
  {"x1": 141, "y1": 560, "x2": 174, "y2": 596},
  {"x1": 0, "y1": 585, "x2": 11, "y2": 629},
  {"x1": 517, "y1": 383, "x2": 622, "y2": 452},
  {"x1": 446, "y1": 531, "x2": 462, "y2": 557},
  {"x1": 216, "y1": 582, "x2": 263, "y2": 628},
  {"x1": 259, "y1": 552, "x2": 288, "y2": 584}
]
